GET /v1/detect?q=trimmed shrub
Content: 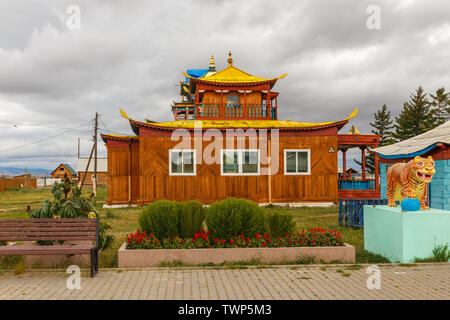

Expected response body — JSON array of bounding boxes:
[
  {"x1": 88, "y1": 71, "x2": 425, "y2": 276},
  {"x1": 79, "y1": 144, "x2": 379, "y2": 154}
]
[
  {"x1": 206, "y1": 198, "x2": 266, "y2": 239},
  {"x1": 265, "y1": 211, "x2": 296, "y2": 237},
  {"x1": 178, "y1": 201, "x2": 206, "y2": 238},
  {"x1": 138, "y1": 200, "x2": 180, "y2": 239}
]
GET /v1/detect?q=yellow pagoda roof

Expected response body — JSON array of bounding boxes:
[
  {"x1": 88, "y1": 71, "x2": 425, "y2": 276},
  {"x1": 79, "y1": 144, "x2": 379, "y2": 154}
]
[
  {"x1": 183, "y1": 52, "x2": 287, "y2": 84},
  {"x1": 120, "y1": 108, "x2": 358, "y2": 129}
]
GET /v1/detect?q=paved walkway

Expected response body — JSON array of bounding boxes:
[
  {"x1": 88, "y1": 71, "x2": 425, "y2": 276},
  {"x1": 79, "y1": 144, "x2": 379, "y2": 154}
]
[{"x1": 0, "y1": 264, "x2": 448, "y2": 300}]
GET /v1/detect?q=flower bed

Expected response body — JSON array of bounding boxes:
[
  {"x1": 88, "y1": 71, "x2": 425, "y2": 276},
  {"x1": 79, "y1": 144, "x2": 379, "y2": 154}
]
[
  {"x1": 119, "y1": 228, "x2": 355, "y2": 267},
  {"x1": 126, "y1": 228, "x2": 345, "y2": 250},
  {"x1": 0, "y1": 241, "x2": 7, "y2": 246}
]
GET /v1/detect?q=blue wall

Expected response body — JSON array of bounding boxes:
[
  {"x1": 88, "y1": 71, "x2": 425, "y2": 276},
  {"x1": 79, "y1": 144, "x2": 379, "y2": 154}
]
[
  {"x1": 429, "y1": 159, "x2": 450, "y2": 210},
  {"x1": 379, "y1": 160, "x2": 450, "y2": 210},
  {"x1": 379, "y1": 163, "x2": 388, "y2": 200}
]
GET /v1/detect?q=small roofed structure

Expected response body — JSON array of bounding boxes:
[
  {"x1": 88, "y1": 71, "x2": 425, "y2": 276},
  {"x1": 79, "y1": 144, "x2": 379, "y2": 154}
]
[
  {"x1": 173, "y1": 52, "x2": 286, "y2": 121},
  {"x1": 76, "y1": 158, "x2": 108, "y2": 186},
  {"x1": 338, "y1": 129, "x2": 381, "y2": 199},
  {"x1": 371, "y1": 121, "x2": 450, "y2": 210},
  {"x1": 51, "y1": 164, "x2": 77, "y2": 179}
]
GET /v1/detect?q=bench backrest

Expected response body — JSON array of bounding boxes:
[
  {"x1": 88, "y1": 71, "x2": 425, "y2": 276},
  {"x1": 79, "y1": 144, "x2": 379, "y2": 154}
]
[{"x1": 0, "y1": 218, "x2": 98, "y2": 245}]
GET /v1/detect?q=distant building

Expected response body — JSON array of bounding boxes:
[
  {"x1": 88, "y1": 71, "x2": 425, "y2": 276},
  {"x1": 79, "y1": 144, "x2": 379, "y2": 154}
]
[
  {"x1": 51, "y1": 164, "x2": 77, "y2": 179},
  {"x1": 77, "y1": 158, "x2": 107, "y2": 185},
  {"x1": 13, "y1": 173, "x2": 32, "y2": 179},
  {"x1": 338, "y1": 168, "x2": 359, "y2": 180}
]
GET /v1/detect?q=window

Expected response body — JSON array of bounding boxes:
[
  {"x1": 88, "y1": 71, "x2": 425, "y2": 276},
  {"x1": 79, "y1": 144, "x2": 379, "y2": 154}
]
[
  {"x1": 227, "y1": 94, "x2": 239, "y2": 105},
  {"x1": 221, "y1": 150, "x2": 259, "y2": 175},
  {"x1": 169, "y1": 149, "x2": 196, "y2": 175},
  {"x1": 60, "y1": 167, "x2": 64, "y2": 171},
  {"x1": 284, "y1": 149, "x2": 311, "y2": 175}
]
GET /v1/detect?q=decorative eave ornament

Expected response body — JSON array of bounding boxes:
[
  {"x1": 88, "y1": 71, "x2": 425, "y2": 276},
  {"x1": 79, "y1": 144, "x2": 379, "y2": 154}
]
[{"x1": 227, "y1": 51, "x2": 233, "y2": 66}]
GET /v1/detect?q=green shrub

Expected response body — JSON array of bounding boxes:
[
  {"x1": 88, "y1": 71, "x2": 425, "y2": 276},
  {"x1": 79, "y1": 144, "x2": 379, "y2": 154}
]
[
  {"x1": 206, "y1": 198, "x2": 266, "y2": 239},
  {"x1": 432, "y1": 243, "x2": 449, "y2": 262},
  {"x1": 265, "y1": 211, "x2": 296, "y2": 237},
  {"x1": 178, "y1": 201, "x2": 206, "y2": 238},
  {"x1": 138, "y1": 200, "x2": 180, "y2": 239}
]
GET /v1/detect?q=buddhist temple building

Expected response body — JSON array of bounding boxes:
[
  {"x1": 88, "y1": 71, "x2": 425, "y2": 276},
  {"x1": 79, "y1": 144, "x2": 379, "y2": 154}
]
[{"x1": 101, "y1": 53, "x2": 380, "y2": 206}]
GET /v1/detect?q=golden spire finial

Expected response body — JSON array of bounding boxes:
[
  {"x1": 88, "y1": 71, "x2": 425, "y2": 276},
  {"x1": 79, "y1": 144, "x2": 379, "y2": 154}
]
[
  {"x1": 209, "y1": 55, "x2": 215, "y2": 69},
  {"x1": 227, "y1": 51, "x2": 233, "y2": 66}
]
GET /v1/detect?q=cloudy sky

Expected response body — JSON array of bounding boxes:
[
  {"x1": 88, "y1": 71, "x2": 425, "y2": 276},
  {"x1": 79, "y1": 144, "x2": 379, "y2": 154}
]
[{"x1": 0, "y1": 0, "x2": 449, "y2": 171}]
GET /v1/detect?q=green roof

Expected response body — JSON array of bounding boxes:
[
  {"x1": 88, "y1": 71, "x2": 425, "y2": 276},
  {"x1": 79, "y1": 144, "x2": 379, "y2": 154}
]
[{"x1": 62, "y1": 163, "x2": 77, "y2": 175}]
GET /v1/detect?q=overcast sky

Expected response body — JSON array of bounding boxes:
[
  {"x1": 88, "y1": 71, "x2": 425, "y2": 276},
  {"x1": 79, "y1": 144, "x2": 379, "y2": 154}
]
[{"x1": 0, "y1": 0, "x2": 449, "y2": 171}]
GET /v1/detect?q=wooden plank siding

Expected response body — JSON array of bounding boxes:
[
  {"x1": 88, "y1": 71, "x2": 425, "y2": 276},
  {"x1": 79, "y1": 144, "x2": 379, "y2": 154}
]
[
  {"x1": 103, "y1": 130, "x2": 338, "y2": 205},
  {"x1": 104, "y1": 128, "x2": 339, "y2": 205},
  {"x1": 105, "y1": 142, "x2": 139, "y2": 204},
  {"x1": 78, "y1": 172, "x2": 108, "y2": 186},
  {"x1": 0, "y1": 178, "x2": 37, "y2": 192}
]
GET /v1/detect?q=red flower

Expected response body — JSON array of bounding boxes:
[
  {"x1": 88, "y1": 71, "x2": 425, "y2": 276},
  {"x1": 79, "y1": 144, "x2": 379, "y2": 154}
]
[{"x1": 262, "y1": 241, "x2": 267, "y2": 247}]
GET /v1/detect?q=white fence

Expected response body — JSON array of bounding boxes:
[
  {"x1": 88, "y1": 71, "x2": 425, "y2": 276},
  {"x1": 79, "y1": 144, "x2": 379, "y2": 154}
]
[{"x1": 37, "y1": 178, "x2": 62, "y2": 187}]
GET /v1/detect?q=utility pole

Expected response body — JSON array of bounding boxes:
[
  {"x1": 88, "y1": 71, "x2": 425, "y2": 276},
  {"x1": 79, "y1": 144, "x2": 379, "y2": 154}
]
[{"x1": 93, "y1": 112, "x2": 98, "y2": 197}]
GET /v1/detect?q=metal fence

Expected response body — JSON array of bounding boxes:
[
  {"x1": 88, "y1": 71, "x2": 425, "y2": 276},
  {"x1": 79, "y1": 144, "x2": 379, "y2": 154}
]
[{"x1": 338, "y1": 198, "x2": 388, "y2": 227}]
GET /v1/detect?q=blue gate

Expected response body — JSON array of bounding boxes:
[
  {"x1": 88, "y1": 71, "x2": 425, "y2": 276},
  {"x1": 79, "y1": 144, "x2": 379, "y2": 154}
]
[{"x1": 338, "y1": 199, "x2": 387, "y2": 227}]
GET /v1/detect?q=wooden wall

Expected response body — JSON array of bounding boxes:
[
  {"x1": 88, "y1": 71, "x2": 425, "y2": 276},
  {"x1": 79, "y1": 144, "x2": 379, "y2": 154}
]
[
  {"x1": 78, "y1": 172, "x2": 108, "y2": 186},
  {"x1": 202, "y1": 91, "x2": 262, "y2": 105},
  {"x1": 52, "y1": 165, "x2": 76, "y2": 179},
  {"x1": 0, "y1": 178, "x2": 37, "y2": 192},
  {"x1": 134, "y1": 130, "x2": 338, "y2": 205},
  {"x1": 105, "y1": 142, "x2": 140, "y2": 204}
]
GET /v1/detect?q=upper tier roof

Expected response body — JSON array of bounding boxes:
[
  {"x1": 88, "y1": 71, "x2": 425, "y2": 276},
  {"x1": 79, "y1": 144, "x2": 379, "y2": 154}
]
[{"x1": 184, "y1": 52, "x2": 286, "y2": 85}]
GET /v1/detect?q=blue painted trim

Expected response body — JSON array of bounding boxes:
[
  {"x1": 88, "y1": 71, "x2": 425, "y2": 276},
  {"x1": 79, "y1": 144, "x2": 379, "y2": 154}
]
[{"x1": 378, "y1": 143, "x2": 437, "y2": 159}]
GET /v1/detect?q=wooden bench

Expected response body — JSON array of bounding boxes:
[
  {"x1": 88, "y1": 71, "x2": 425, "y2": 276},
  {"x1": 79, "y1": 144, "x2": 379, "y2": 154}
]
[{"x1": 0, "y1": 218, "x2": 99, "y2": 277}]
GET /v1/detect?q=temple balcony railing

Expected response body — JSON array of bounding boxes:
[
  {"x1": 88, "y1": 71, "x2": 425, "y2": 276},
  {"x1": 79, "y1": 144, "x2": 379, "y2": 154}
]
[
  {"x1": 338, "y1": 178, "x2": 376, "y2": 190},
  {"x1": 195, "y1": 104, "x2": 277, "y2": 120}
]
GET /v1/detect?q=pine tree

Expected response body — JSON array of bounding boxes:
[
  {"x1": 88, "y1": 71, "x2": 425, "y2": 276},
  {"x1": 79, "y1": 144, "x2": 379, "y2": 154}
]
[
  {"x1": 370, "y1": 104, "x2": 395, "y2": 145},
  {"x1": 354, "y1": 104, "x2": 395, "y2": 174},
  {"x1": 393, "y1": 86, "x2": 436, "y2": 141},
  {"x1": 429, "y1": 87, "x2": 450, "y2": 126}
]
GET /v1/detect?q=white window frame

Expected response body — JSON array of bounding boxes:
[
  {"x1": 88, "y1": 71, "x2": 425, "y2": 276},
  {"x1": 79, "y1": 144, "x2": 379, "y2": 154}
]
[
  {"x1": 169, "y1": 149, "x2": 196, "y2": 176},
  {"x1": 284, "y1": 149, "x2": 311, "y2": 175},
  {"x1": 220, "y1": 149, "x2": 260, "y2": 176}
]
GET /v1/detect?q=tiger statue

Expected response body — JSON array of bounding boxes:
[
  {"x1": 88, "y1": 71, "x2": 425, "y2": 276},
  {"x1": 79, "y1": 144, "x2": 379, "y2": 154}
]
[{"x1": 386, "y1": 156, "x2": 435, "y2": 210}]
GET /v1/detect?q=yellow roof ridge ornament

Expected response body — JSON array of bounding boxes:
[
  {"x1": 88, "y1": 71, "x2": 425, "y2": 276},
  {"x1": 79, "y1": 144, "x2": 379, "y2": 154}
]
[
  {"x1": 210, "y1": 55, "x2": 215, "y2": 69},
  {"x1": 345, "y1": 107, "x2": 358, "y2": 120},
  {"x1": 227, "y1": 51, "x2": 233, "y2": 66},
  {"x1": 120, "y1": 108, "x2": 130, "y2": 120}
]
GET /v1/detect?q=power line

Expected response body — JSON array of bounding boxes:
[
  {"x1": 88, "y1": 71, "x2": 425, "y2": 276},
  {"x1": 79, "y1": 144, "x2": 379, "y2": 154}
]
[
  {"x1": 0, "y1": 118, "x2": 93, "y2": 131},
  {"x1": 0, "y1": 120, "x2": 92, "y2": 154},
  {"x1": 98, "y1": 127, "x2": 133, "y2": 136}
]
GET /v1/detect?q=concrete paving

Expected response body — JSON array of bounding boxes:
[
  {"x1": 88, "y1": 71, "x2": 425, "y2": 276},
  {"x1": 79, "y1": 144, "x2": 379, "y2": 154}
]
[{"x1": 0, "y1": 263, "x2": 448, "y2": 300}]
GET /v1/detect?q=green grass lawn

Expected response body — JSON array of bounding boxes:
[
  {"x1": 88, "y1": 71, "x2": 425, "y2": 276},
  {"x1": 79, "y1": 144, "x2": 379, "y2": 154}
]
[{"x1": 0, "y1": 186, "x2": 388, "y2": 269}]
